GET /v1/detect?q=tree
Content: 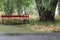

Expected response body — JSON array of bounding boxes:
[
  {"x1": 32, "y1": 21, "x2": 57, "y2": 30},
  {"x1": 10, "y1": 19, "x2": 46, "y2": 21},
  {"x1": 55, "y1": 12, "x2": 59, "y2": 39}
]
[
  {"x1": 15, "y1": 0, "x2": 23, "y2": 15},
  {"x1": 16, "y1": 0, "x2": 34, "y2": 15},
  {"x1": 35, "y1": 0, "x2": 58, "y2": 21},
  {"x1": 0, "y1": 0, "x2": 34, "y2": 15},
  {"x1": 0, "y1": 0, "x2": 3, "y2": 11},
  {"x1": 58, "y1": 0, "x2": 60, "y2": 15},
  {"x1": 22, "y1": 0, "x2": 34, "y2": 14},
  {"x1": 4, "y1": 0, "x2": 15, "y2": 15}
]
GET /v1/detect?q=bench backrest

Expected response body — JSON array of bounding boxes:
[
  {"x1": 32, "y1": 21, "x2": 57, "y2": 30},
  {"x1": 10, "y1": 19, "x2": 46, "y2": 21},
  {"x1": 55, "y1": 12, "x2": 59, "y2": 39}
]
[{"x1": 1, "y1": 15, "x2": 29, "y2": 18}]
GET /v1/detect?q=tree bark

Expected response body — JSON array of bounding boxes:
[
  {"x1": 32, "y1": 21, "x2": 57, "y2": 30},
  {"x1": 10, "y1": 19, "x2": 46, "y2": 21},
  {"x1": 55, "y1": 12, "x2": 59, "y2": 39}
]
[
  {"x1": 58, "y1": 2, "x2": 60, "y2": 15},
  {"x1": 35, "y1": 0, "x2": 58, "y2": 21}
]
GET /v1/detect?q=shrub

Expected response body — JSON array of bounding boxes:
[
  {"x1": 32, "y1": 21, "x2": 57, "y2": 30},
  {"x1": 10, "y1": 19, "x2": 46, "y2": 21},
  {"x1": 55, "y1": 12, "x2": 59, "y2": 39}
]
[{"x1": 4, "y1": 19, "x2": 22, "y2": 24}]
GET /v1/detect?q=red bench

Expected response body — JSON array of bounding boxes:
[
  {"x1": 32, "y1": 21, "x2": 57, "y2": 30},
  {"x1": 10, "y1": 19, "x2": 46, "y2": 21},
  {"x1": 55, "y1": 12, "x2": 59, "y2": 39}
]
[{"x1": 1, "y1": 14, "x2": 29, "y2": 24}]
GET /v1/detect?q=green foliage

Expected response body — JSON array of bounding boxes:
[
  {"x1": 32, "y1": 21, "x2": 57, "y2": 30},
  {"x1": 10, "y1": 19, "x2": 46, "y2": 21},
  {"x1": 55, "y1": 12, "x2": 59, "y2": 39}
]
[
  {"x1": 35, "y1": 0, "x2": 58, "y2": 13},
  {"x1": 58, "y1": 0, "x2": 60, "y2": 14},
  {"x1": 0, "y1": 0, "x2": 3, "y2": 11},
  {"x1": 3, "y1": 0, "x2": 15, "y2": 15},
  {"x1": 16, "y1": 0, "x2": 35, "y2": 14},
  {"x1": 0, "y1": 0, "x2": 35, "y2": 15}
]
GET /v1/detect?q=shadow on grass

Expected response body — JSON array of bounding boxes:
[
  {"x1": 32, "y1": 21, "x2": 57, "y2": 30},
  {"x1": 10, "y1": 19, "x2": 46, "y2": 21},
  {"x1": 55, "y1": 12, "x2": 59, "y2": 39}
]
[{"x1": 28, "y1": 18, "x2": 60, "y2": 26}]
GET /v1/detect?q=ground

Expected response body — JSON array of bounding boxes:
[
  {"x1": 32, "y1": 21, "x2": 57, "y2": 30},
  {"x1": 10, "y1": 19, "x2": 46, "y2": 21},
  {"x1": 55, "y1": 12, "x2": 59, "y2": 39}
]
[
  {"x1": 0, "y1": 12, "x2": 60, "y2": 33},
  {"x1": 24, "y1": 14, "x2": 60, "y2": 33}
]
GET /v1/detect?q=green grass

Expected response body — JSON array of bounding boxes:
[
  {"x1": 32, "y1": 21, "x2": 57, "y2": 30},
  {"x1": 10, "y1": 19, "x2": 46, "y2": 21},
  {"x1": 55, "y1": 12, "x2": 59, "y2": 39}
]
[
  {"x1": 0, "y1": 25, "x2": 38, "y2": 33},
  {"x1": 0, "y1": 14, "x2": 60, "y2": 33},
  {"x1": 0, "y1": 13, "x2": 38, "y2": 33}
]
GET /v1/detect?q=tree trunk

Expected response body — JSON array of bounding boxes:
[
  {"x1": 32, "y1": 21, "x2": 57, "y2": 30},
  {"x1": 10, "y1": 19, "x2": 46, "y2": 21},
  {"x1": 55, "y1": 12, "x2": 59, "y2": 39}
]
[
  {"x1": 35, "y1": 0, "x2": 58, "y2": 21},
  {"x1": 58, "y1": 2, "x2": 60, "y2": 15},
  {"x1": 4, "y1": 0, "x2": 14, "y2": 15}
]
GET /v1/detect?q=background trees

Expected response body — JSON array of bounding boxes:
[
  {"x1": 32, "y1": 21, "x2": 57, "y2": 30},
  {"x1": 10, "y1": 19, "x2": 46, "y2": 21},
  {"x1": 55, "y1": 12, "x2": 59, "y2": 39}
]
[
  {"x1": 0, "y1": 0, "x2": 3, "y2": 11},
  {"x1": 35, "y1": 0, "x2": 58, "y2": 21},
  {"x1": 16, "y1": 0, "x2": 34, "y2": 15},
  {"x1": 2, "y1": 0, "x2": 34, "y2": 15},
  {"x1": 58, "y1": 0, "x2": 60, "y2": 15},
  {"x1": 0, "y1": 0, "x2": 60, "y2": 21},
  {"x1": 3, "y1": 0, "x2": 15, "y2": 15}
]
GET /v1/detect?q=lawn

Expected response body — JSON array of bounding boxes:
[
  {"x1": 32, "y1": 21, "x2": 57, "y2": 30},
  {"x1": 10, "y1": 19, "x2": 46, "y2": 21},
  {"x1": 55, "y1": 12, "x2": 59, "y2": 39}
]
[
  {"x1": 23, "y1": 14, "x2": 60, "y2": 33},
  {"x1": 0, "y1": 24, "x2": 37, "y2": 33},
  {"x1": 0, "y1": 13, "x2": 60, "y2": 33},
  {"x1": 0, "y1": 12, "x2": 38, "y2": 33}
]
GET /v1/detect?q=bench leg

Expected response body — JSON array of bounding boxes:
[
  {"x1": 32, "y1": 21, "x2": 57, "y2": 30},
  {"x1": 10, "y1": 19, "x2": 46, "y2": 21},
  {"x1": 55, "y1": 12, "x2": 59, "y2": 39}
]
[
  {"x1": 2, "y1": 18, "x2": 4, "y2": 24},
  {"x1": 2, "y1": 17, "x2": 4, "y2": 24}
]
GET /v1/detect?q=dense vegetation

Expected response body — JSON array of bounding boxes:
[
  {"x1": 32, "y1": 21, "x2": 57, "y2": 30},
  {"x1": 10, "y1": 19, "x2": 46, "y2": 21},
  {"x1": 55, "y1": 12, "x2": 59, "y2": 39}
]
[
  {"x1": 35, "y1": 0, "x2": 58, "y2": 21},
  {"x1": 0, "y1": 0, "x2": 35, "y2": 15},
  {"x1": 0, "y1": 0, "x2": 60, "y2": 21}
]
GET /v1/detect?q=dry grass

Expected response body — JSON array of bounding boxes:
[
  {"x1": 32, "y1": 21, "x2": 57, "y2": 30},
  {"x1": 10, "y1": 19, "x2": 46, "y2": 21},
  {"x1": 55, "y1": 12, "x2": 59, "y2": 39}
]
[{"x1": 23, "y1": 14, "x2": 60, "y2": 33}]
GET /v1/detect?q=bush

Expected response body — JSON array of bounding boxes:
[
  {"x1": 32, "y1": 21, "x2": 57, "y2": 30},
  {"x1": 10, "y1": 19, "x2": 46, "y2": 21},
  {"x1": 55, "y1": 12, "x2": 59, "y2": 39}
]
[
  {"x1": 3, "y1": 19, "x2": 22, "y2": 24},
  {"x1": 2, "y1": 19, "x2": 29, "y2": 24}
]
